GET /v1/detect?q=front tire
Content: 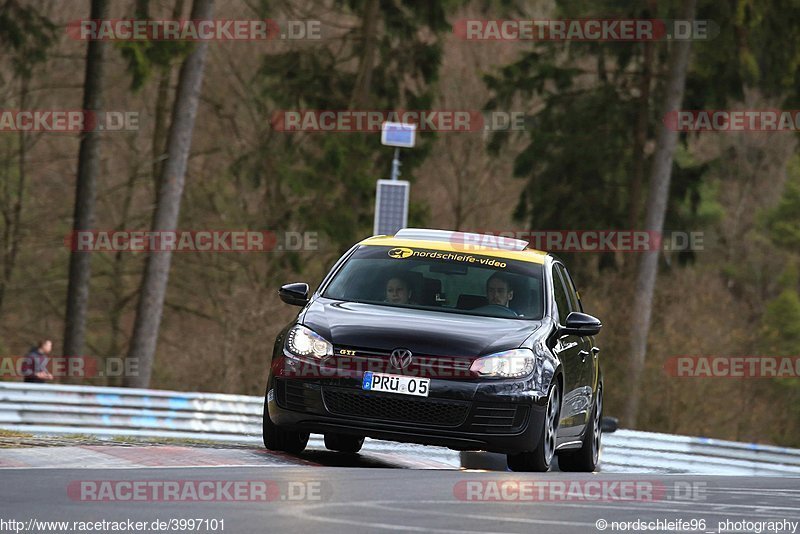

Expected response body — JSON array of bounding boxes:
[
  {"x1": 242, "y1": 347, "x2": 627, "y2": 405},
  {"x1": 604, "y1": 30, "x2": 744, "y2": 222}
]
[
  {"x1": 558, "y1": 383, "x2": 602, "y2": 472},
  {"x1": 507, "y1": 379, "x2": 561, "y2": 472},
  {"x1": 262, "y1": 388, "x2": 309, "y2": 454}
]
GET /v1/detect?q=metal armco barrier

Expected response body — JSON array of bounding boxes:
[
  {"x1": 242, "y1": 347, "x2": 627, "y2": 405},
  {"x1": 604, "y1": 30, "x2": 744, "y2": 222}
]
[
  {"x1": 2, "y1": 381, "x2": 800, "y2": 475},
  {"x1": 0, "y1": 382, "x2": 262, "y2": 442}
]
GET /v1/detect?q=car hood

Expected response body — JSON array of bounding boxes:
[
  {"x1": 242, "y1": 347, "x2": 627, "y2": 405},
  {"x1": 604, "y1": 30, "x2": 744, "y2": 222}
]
[{"x1": 301, "y1": 297, "x2": 541, "y2": 357}]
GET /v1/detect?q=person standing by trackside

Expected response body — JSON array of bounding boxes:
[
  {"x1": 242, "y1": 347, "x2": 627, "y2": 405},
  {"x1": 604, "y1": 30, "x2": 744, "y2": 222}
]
[{"x1": 21, "y1": 339, "x2": 54, "y2": 383}]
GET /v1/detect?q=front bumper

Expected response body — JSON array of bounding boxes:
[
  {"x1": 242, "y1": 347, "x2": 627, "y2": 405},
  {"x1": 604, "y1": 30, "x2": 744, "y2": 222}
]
[{"x1": 267, "y1": 361, "x2": 548, "y2": 454}]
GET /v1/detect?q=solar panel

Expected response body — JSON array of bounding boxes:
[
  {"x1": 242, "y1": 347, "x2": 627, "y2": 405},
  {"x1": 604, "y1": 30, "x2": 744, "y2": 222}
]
[{"x1": 374, "y1": 180, "x2": 409, "y2": 235}]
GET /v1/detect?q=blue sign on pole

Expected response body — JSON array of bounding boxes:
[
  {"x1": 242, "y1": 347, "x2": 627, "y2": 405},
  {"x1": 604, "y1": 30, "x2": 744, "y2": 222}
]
[{"x1": 381, "y1": 122, "x2": 416, "y2": 148}]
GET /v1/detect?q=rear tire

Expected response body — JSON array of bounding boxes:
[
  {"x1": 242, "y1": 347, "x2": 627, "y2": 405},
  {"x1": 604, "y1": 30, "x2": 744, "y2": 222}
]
[
  {"x1": 262, "y1": 387, "x2": 309, "y2": 454},
  {"x1": 558, "y1": 383, "x2": 602, "y2": 472},
  {"x1": 507, "y1": 379, "x2": 561, "y2": 472},
  {"x1": 324, "y1": 433, "x2": 365, "y2": 453}
]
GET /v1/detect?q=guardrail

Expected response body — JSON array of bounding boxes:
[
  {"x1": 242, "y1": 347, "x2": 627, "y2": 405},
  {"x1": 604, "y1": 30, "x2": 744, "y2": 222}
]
[
  {"x1": 2, "y1": 381, "x2": 800, "y2": 475},
  {"x1": 0, "y1": 382, "x2": 263, "y2": 442}
]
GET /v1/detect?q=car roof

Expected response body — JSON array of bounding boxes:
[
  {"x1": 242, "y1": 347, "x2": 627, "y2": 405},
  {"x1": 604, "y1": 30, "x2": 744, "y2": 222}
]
[{"x1": 358, "y1": 230, "x2": 549, "y2": 265}]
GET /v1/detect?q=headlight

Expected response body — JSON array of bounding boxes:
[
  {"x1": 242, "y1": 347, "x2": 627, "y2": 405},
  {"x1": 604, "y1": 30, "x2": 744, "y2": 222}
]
[
  {"x1": 470, "y1": 348, "x2": 536, "y2": 378},
  {"x1": 286, "y1": 325, "x2": 333, "y2": 359}
]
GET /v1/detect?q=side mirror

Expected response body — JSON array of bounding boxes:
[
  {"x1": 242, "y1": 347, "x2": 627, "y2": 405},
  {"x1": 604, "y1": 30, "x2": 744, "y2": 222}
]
[
  {"x1": 279, "y1": 282, "x2": 310, "y2": 306},
  {"x1": 561, "y1": 311, "x2": 602, "y2": 336}
]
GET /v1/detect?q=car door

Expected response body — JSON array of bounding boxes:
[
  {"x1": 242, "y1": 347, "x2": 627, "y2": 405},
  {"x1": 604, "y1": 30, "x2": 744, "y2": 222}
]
[
  {"x1": 558, "y1": 263, "x2": 595, "y2": 428},
  {"x1": 550, "y1": 262, "x2": 585, "y2": 437}
]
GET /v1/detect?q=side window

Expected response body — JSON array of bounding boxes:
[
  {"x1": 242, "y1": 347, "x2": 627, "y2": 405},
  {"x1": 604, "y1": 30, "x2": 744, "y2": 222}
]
[
  {"x1": 551, "y1": 266, "x2": 570, "y2": 324},
  {"x1": 559, "y1": 264, "x2": 583, "y2": 313}
]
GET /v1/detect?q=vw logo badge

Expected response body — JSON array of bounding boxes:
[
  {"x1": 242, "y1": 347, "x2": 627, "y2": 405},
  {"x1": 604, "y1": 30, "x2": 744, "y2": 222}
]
[{"x1": 389, "y1": 348, "x2": 413, "y2": 369}]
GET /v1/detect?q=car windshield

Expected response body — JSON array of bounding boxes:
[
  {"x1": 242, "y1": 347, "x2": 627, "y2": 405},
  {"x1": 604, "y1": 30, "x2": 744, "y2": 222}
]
[{"x1": 322, "y1": 245, "x2": 545, "y2": 320}]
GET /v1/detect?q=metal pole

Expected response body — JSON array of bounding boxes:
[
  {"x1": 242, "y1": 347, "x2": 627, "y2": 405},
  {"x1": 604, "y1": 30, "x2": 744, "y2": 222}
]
[{"x1": 390, "y1": 147, "x2": 401, "y2": 181}]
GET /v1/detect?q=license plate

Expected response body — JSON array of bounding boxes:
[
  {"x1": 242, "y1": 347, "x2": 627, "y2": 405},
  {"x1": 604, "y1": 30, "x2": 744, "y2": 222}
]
[{"x1": 362, "y1": 372, "x2": 430, "y2": 397}]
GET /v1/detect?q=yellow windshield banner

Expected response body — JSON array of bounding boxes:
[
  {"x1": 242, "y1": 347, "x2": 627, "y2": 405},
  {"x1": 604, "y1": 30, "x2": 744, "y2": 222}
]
[{"x1": 360, "y1": 236, "x2": 547, "y2": 264}]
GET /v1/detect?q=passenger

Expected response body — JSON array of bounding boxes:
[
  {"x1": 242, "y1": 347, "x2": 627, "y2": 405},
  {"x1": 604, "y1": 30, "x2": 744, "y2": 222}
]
[{"x1": 385, "y1": 276, "x2": 413, "y2": 305}]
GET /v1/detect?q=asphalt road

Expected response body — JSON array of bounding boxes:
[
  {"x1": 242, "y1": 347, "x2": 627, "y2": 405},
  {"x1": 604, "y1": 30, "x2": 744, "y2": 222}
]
[{"x1": 1, "y1": 443, "x2": 799, "y2": 534}]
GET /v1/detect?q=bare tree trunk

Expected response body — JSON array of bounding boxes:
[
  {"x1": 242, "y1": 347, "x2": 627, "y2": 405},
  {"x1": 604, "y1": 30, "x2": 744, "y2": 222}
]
[
  {"x1": 63, "y1": 0, "x2": 109, "y2": 363},
  {"x1": 627, "y1": 0, "x2": 657, "y2": 234},
  {"x1": 625, "y1": 0, "x2": 696, "y2": 427},
  {"x1": 152, "y1": 69, "x2": 172, "y2": 191},
  {"x1": 0, "y1": 76, "x2": 30, "y2": 318},
  {"x1": 152, "y1": 0, "x2": 184, "y2": 193},
  {"x1": 124, "y1": 0, "x2": 214, "y2": 388},
  {"x1": 349, "y1": 0, "x2": 379, "y2": 109}
]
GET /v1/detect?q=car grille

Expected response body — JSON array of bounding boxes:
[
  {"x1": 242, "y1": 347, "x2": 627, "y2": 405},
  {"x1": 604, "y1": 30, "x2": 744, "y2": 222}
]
[
  {"x1": 322, "y1": 388, "x2": 469, "y2": 427},
  {"x1": 469, "y1": 404, "x2": 529, "y2": 433},
  {"x1": 332, "y1": 346, "x2": 475, "y2": 378},
  {"x1": 282, "y1": 380, "x2": 307, "y2": 411},
  {"x1": 276, "y1": 379, "x2": 323, "y2": 412}
]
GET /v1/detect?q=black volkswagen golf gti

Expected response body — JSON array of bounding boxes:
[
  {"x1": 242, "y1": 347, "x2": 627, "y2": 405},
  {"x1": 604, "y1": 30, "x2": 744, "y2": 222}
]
[{"x1": 263, "y1": 229, "x2": 603, "y2": 472}]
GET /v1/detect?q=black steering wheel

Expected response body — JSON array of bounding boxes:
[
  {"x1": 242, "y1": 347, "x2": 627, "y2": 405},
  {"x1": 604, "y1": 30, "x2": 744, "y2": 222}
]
[{"x1": 472, "y1": 304, "x2": 519, "y2": 318}]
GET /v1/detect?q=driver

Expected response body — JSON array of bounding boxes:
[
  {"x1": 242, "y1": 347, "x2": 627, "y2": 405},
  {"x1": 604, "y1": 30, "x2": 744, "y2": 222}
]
[{"x1": 486, "y1": 272, "x2": 514, "y2": 308}]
